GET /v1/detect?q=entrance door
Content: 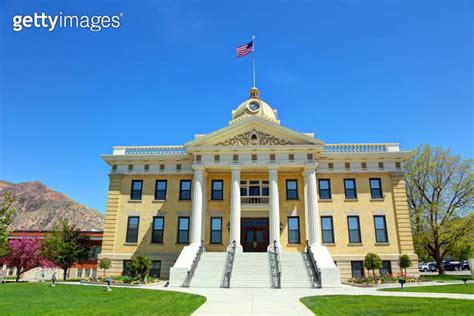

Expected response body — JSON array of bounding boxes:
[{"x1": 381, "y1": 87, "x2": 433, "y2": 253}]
[{"x1": 241, "y1": 218, "x2": 269, "y2": 252}]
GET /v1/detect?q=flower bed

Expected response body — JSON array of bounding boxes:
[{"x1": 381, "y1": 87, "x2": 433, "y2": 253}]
[{"x1": 346, "y1": 274, "x2": 421, "y2": 286}]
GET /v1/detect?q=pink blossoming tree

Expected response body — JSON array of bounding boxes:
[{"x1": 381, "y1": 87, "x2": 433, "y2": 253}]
[{"x1": 1, "y1": 238, "x2": 55, "y2": 282}]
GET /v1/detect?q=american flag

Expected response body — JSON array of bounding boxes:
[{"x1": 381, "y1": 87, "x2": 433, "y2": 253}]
[{"x1": 236, "y1": 41, "x2": 254, "y2": 58}]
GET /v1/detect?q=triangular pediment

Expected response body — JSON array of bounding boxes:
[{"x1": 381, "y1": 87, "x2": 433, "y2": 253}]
[{"x1": 185, "y1": 116, "x2": 324, "y2": 149}]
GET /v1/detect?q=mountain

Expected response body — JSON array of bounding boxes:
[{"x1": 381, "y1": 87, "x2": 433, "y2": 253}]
[{"x1": 0, "y1": 181, "x2": 104, "y2": 231}]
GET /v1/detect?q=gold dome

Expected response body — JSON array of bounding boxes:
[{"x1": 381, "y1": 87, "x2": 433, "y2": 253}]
[{"x1": 231, "y1": 88, "x2": 279, "y2": 124}]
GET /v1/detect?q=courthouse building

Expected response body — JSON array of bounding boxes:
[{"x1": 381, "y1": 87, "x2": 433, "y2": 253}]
[{"x1": 100, "y1": 87, "x2": 418, "y2": 287}]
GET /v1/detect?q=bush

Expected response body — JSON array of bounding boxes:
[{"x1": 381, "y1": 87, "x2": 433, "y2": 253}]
[
  {"x1": 130, "y1": 256, "x2": 151, "y2": 282},
  {"x1": 364, "y1": 253, "x2": 382, "y2": 281},
  {"x1": 399, "y1": 254, "x2": 412, "y2": 276}
]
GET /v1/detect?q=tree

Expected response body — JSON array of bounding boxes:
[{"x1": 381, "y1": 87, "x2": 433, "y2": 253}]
[
  {"x1": 0, "y1": 192, "x2": 16, "y2": 258},
  {"x1": 405, "y1": 145, "x2": 473, "y2": 275},
  {"x1": 446, "y1": 213, "x2": 474, "y2": 261},
  {"x1": 2, "y1": 238, "x2": 55, "y2": 282},
  {"x1": 99, "y1": 258, "x2": 111, "y2": 278},
  {"x1": 364, "y1": 253, "x2": 382, "y2": 282},
  {"x1": 41, "y1": 219, "x2": 88, "y2": 281},
  {"x1": 399, "y1": 254, "x2": 412, "y2": 277},
  {"x1": 130, "y1": 255, "x2": 151, "y2": 282}
]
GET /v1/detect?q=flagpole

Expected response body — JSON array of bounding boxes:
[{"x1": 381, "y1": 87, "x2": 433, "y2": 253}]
[{"x1": 252, "y1": 34, "x2": 256, "y2": 88}]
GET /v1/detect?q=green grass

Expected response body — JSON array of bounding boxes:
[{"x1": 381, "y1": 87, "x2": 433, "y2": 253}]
[
  {"x1": 300, "y1": 295, "x2": 474, "y2": 316},
  {"x1": 421, "y1": 274, "x2": 473, "y2": 282},
  {"x1": 0, "y1": 283, "x2": 206, "y2": 315},
  {"x1": 380, "y1": 283, "x2": 474, "y2": 294}
]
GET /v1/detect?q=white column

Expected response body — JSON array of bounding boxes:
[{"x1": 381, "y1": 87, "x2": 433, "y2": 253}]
[
  {"x1": 230, "y1": 165, "x2": 242, "y2": 251},
  {"x1": 190, "y1": 165, "x2": 204, "y2": 244},
  {"x1": 305, "y1": 163, "x2": 321, "y2": 245},
  {"x1": 201, "y1": 171, "x2": 207, "y2": 246},
  {"x1": 302, "y1": 172, "x2": 310, "y2": 243},
  {"x1": 268, "y1": 164, "x2": 281, "y2": 250}
]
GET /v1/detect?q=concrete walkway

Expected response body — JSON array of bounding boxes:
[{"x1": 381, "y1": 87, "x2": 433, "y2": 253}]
[
  {"x1": 59, "y1": 281, "x2": 474, "y2": 315},
  {"x1": 157, "y1": 282, "x2": 474, "y2": 316}
]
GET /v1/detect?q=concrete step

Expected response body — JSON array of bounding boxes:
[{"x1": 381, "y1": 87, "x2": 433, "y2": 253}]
[
  {"x1": 279, "y1": 252, "x2": 311, "y2": 288},
  {"x1": 230, "y1": 252, "x2": 271, "y2": 288},
  {"x1": 190, "y1": 252, "x2": 227, "y2": 288}
]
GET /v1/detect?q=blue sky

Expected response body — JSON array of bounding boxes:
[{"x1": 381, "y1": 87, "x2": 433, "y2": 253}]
[{"x1": 0, "y1": 0, "x2": 472, "y2": 212}]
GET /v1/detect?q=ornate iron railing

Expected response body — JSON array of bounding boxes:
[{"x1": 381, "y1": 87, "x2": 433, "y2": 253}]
[
  {"x1": 304, "y1": 240, "x2": 322, "y2": 288},
  {"x1": 113, "y1": 145, "x2": 187, "y2": 155},
  {"x1": 221, "y1": 240, "x2": 236, "y2": 288},
  {"x1": 182, "y1": 240, "x2": 204, "y2": 287},
  {"x1": 269, "y1": 240, "x2": 281, "y2": 289}
]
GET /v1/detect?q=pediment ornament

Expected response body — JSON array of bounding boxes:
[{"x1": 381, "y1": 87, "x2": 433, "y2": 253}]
[{"x1": 215, "y1": 129, "x2": 293, "y2": 146}]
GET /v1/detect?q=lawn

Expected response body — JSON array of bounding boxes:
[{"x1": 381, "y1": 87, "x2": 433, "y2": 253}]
[
  {"x1": 0, "y1": 283, "x2": 206, "y2": 316},
  {"x1": 421, "y1": 274, "x2": 473, "y2": 282},
  {"x1": 380, "y1": 283, "x2": 474, "y2": 294},
  {"x1": 300, "y1": 295, "x2": 474, "y2": 316}
]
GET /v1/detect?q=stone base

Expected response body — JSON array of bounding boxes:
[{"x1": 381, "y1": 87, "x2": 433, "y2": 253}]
[
  {"x1": 309, "y1": 243, "x2": 341, "y2": 287},
  {"x1": 169, "y1": 243, "x2": 200, "y2": 287}
]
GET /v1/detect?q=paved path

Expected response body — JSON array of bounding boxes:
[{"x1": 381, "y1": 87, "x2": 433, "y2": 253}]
[
  {"x1": 152, "y1": 282, "x2": 473, "y2": 316},
  {"x1": 60, "y1": 281, "x2": 474, "y2": 315}
]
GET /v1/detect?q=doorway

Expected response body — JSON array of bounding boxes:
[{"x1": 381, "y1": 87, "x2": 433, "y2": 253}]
[{"x1": 241, "y1": 218, "x2": 269, "y2": 252}]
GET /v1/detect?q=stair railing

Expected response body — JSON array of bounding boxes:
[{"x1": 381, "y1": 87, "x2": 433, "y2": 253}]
[
  {"x1": 221, "y1": 240, "x2": 236, "y2": 288},
  {"x1": 269, "y1": 240, "x2": 281, "y2": 289},
  {"x1": 305, "y1": 240, "x2": 322, "y2": 288},
  {"x1": 182, "y1": 240, "x2": 204, "y2": 287}
]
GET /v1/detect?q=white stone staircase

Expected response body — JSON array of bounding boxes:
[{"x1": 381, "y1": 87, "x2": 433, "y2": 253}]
[
  {"x1": 231, "y1": 252, "x2": 271, "y2": 288},
  {"x1": 189, "y1": 252, "x2": 227, "y2": 288},
  {"x1": 280, "y1": 252, "x2": 311, "y2": 288}
]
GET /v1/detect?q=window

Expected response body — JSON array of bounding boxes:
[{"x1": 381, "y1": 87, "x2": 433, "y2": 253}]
[
  {"x1": 112, "y1": 165, "x2": 117, "y2": 172},
  {"x1": 380, "y1": 261, "x2": 392, "y2": 276},
  {"x1": 155, "y1": 180, "x2": 167, "y2": 200},
  {"x1": 351, "y1": 261, "x2": 365, "y2": 278},
  {"x1": 179, "y1": 180, "x2": 191, "y2": 200},
  {"x1": 378, "y1": 162, "x2": 384, "y2": 170},
  {"x1": 288, "y1": 217, "x2": 300, "y2": 244},
  {"x1": 212, "y1": 180, "x2": 223, "y2": 200},
  {"x1": 159, "y1": 164, "x2": 165, "y2": 172},
  {"x1": 176, "y1": 164, "x2": 182, "y2": 172},
  {"x1": 240, "y1": 181, "x2": 247, "y2": 196},
  {"x1": 126, "y1": 216, "x2": 140, "y2": 243},
  {"x1": 307, "y1": 153, "x2": 313, "y2": 161},
  {"x1": 395, "y1": 162, "x2": 401, "y2": 170},
  {"x1": 128, "y1": 164, "x2": 133, "y2": 172},
  {"x1": 344, "y1": 179, "x2": 357, "y2": 199},
  {"x1": 144, "y1": 164, "x2": 149, "y2": 172},
  {"x1": 286, "y1": 180, "x2": 298, "y2": 200},
  {"x1": 177, "y1": 217, "x2": 190, "y2": 243},
  {"x1": 270, "y1": 154, "x2": 275, "y2": 162},
  {"x1": 210, "y1": 217, "x2": 222, "y2": 244},
  {"x1": 261, "y1": 181, "x2": 269, "y2": 196},
  {"x1": 195, "y1": 155, "x2": 201, "y2": 162},
  {"x1": 345, "y1": 162, "x2": 351, "y2": 170},
  {"x1": 318, "y1": 179, "x2": 331, "y2": 199},
  {"x1": 374, "y1": 215, "x2": 388, "y2": 243},
  {"x1": 85, "y1": 268, "x2": 90, "y2": 278},
  {"x1": 92, "y1": 269, "x2": 97, "y2": 278},
  {"x1": 361, "y1": 162, "x2": 367, "y2": 170},
  {"x1": 123, "y1": 260, "x2": 132, "y2": 276},
  {"x1": 370, "y1": 178, "x2": 383, "y2": 199},
  {"x1": 288, "y1": 154, "x2": 295, "y2": 162},
  {"x1": 328, "y1": 163, "x2": 334, "y2": 171},
  {"x1": 252, "y1": 154, "x2": 257, "y2": 162},
  {"x1": 347, "y1": 216, "x2": 361, "y2": 243},
  {"x1": 214, "y1": 155, "x2": 220, "y2": 162},
  {"x1": 152, "y1": 216, "x2": 164, "y2": 243},
  {"x1": 77, "y1": 268, "x2": 83, "y2": 278},
  {"x1": 321, "y1": 216, "x2": 334, "y2": 243},
  {"x1": 150, "y1": 261, "x2": 161, "y2": 278},
  {"x1": 233, "y1": 154, "x2": 239, "y2": 162},
  {"x1": 130, "y1": 180, "x2": 143, "y2": 200}
]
